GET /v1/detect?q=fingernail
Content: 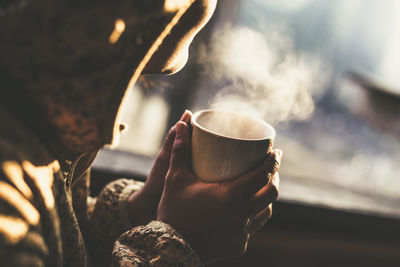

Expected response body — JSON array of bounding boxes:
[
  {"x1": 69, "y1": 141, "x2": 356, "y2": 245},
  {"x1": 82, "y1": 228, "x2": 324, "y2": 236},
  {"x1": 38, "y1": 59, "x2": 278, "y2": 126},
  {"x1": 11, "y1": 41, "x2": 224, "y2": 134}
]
[
  {"x1": 180, "y1": 109, "x2": 192, "y2": 123},
  {"x1": 275, "y1": 149, "x2": 283, "y2": 163},
  {"x1": 176, "y1": 122, "x2": 185, "y2": 137}
]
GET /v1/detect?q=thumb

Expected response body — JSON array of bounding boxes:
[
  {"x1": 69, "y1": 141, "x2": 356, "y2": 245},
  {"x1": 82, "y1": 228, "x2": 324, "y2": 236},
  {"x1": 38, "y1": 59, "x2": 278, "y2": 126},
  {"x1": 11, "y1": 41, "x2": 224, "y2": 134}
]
[
  {"x1": 169, "y1": 121, "x2": 191, "y2": 173},
  {"x1": 147, "y1": 126, "x2": 176, "y2": 185}
]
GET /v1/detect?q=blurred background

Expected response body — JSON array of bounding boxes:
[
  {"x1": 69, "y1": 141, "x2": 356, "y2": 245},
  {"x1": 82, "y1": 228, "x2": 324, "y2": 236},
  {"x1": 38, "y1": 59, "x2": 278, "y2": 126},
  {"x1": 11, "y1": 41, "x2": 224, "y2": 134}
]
[{"x1": 93, "y1": 0, "x2": 400, "y2": 266}]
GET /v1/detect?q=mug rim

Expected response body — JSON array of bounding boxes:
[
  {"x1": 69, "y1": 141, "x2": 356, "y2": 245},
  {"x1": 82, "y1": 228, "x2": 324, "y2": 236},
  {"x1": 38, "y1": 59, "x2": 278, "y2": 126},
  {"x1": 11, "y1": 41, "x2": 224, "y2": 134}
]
[{"x1": 191, "y1": 109, "x2": 276, "y2": 141}]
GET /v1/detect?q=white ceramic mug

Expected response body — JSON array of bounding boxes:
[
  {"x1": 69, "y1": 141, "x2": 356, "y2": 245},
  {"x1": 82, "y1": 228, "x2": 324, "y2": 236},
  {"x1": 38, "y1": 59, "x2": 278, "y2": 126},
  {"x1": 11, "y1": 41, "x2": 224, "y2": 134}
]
[{"x1": 190, "y1": 110, "x2": 275, "y2": 182}]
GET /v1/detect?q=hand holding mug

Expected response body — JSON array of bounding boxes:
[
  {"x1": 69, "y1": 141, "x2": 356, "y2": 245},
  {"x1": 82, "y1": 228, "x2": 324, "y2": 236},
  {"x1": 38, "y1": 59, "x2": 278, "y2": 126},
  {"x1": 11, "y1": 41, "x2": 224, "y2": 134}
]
[
  {"x1": 126, "y1": 111, "x2": 191, "y2": 227},
  {"x1": 157, "y1": 120, "x2": 281, "y2": 263}
]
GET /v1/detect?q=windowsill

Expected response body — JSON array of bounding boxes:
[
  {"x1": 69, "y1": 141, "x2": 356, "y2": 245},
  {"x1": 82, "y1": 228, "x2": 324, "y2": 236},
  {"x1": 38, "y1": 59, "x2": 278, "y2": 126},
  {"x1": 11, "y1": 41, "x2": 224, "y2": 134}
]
[
  {"x1": 93, "y1": 148, "x2": 155, "y2": 181},
  {"x1": 93, "y1": 148, "x2": 400, "y2": 220},
  {"x1": 279, "y1": 174, "x2": 400, "y2": 220},
  {"x1": 92, "y1": 148, "x2": 400, "y2": 266}
]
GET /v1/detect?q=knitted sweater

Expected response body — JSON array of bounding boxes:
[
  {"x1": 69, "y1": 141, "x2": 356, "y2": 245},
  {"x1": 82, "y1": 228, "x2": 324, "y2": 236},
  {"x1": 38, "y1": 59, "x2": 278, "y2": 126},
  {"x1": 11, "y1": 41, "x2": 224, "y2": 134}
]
[{"x1": 0, "y1": 106, "x2": 202, "y2": 267}]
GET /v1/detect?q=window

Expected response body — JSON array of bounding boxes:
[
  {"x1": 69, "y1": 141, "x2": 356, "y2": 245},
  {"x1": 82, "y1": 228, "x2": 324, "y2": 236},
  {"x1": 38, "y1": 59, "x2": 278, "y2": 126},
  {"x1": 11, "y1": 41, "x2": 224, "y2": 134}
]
[{"x1": 95, "y1": 0, "x2": 400, "y2": 218}]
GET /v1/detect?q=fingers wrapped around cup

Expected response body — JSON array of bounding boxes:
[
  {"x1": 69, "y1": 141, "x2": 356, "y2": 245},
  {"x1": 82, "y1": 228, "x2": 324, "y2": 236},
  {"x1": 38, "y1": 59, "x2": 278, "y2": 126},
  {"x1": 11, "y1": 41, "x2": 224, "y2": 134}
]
[{"x1": 157, "y1": 114, "x2": 282, "y2": 263}]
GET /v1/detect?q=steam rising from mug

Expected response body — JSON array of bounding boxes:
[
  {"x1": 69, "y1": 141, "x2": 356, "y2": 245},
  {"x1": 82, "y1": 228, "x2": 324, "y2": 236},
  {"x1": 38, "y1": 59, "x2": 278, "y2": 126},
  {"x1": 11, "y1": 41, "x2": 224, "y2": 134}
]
[{"x1": 197, "y1": 25, "x2": 328, "y2": 123}]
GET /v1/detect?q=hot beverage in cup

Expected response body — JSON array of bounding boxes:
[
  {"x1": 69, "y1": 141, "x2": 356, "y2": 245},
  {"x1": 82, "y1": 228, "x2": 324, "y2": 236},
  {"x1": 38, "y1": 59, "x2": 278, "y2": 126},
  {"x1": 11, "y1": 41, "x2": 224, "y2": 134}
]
[{"x1": 190, "y1": 110, "x2": 275, "y2": 182}]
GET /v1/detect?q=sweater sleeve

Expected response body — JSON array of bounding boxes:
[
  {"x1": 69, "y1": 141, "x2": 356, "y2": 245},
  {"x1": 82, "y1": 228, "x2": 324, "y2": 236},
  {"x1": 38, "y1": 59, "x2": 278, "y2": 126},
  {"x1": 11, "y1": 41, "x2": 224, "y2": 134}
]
[
  {"x1": 89, "y1": 178, "x2": 144, "y2": 247},
  {"x1": 112, "y1": 221, "x2": 203, "y2": 267},
  {"x1": 89, "y1": 178, "x2": 203, "y2": 267}
]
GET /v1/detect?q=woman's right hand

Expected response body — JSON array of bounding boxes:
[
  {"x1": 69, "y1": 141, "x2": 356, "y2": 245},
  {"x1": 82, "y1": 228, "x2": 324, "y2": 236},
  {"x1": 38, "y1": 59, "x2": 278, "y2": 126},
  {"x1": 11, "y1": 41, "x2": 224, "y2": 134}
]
[{"x1": 157, "y1": 120, "x2": 281, "y2": 263}]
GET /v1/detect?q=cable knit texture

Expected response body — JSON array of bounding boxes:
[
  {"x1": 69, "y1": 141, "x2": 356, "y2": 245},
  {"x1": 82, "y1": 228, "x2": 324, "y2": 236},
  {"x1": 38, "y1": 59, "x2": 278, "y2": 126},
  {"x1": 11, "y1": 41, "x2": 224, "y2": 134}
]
[
  {"x1": 0, "y1": 0, "x2": 205, "y2": 265},
  {"x1": 0, "y1": 107, "x2": 204, "y2": 266},
  {"x1": 90, "y1": 178, "x2": 144, "y2": 247},
  {"x1": 112, "y1": 221, "x2": 203, "y2": 267}
]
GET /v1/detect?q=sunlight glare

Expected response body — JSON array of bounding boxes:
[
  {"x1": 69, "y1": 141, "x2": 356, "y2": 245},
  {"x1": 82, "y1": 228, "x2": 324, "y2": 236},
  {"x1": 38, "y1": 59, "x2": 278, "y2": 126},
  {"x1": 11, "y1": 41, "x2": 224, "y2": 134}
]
[
  {"x1": 0, "y1": 181, "x2": 40, "y2": 226},
  {"x1": 2, "y1": 161, "x2": 33, "y2": 200},
  {"x1": 109, "y1": 19, "x2": 126, "y2": 44},
  {"x1": 0, "y1": 215, "x2": 29, "y2": 244}
]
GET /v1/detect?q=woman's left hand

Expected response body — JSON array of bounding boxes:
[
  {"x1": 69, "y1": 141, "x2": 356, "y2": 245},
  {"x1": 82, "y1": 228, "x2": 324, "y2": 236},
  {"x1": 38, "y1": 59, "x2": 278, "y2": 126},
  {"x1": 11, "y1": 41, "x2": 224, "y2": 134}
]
[{"x1": 126, "y1": 110, "x2": 192, "y2": 227}]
